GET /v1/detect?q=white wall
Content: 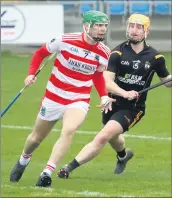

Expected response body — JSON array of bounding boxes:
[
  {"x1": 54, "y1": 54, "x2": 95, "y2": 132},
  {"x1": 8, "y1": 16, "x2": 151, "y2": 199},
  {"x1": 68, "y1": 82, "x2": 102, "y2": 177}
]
[{"x1": 1, "y1": 3, "x2": 64, "y2": 44}]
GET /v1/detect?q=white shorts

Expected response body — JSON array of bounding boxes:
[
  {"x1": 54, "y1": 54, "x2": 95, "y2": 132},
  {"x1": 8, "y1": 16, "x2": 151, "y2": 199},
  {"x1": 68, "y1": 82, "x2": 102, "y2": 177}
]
[{"x1": 38, "y1": 98, "x2": 90, "y2": 121}]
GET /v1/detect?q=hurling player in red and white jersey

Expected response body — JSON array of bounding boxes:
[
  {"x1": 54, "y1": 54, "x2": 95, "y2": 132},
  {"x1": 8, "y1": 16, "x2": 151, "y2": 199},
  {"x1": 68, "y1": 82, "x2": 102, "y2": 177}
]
[{"x1": 10, "y1": 10, "x2": 115, "y2": 187}]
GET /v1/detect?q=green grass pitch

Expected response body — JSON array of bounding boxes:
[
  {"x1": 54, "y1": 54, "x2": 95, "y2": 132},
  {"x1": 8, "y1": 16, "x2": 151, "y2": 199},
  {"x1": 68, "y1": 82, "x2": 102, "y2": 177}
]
[{"x1": 1, "y1": 51, "x2": 171, "y2": 197}]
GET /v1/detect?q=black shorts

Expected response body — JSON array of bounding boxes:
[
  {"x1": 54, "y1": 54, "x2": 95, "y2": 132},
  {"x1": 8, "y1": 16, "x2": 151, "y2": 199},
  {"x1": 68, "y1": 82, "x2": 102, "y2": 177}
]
[{"x1": 102, "y1": 106, "x2": 145, "y2": 132}]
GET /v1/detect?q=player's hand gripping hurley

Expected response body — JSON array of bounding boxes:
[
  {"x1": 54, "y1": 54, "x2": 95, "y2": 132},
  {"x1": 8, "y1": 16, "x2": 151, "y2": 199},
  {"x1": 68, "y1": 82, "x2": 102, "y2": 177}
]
[{"x1": 1, "y1": 53, "x2": 55, "y2": 118}]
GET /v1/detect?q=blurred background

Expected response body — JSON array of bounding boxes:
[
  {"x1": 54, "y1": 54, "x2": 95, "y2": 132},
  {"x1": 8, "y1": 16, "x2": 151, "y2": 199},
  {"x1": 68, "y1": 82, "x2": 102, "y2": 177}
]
[{"x1": 1, "y1": 0, "x2": 172, "y2": 53}]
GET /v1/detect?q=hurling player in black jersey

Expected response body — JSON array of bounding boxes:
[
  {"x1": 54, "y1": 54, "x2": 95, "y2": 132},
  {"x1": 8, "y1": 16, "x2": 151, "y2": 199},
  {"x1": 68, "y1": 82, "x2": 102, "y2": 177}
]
[{"x1": 57, "y1": 14, "x2": 172, "y2": 178}]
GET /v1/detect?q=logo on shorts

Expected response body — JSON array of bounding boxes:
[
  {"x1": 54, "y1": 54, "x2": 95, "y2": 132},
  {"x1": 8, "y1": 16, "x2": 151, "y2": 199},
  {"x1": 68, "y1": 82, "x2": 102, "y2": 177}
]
[
  {"x1": 40, "y1": 106, "x2": 46, "y2": 116},
  {"x1": 50, "y1": 38, "x2": 56, "y2": 43},
  {"x1": 124, "y1": 115, "x2": 131, "y2": 124}
]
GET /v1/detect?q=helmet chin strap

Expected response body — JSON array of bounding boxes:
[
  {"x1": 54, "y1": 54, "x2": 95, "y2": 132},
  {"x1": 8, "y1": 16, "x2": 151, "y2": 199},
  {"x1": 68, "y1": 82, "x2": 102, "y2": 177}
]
[
  {"x1": 83, "y1": 25, "x2": 96, "y2": 42},
  {"x1": 128, "y1": 37, "x2": 144, "y2": 44},
  {"x1": 83, "y1": 24, "x2": 105, "y2": 42},
  {"x1": 126, "y1": 23, "x2": 148, "y2": 45},
  {"x1": 126, "y1": 30, "x2": 148, "y2": 45}
]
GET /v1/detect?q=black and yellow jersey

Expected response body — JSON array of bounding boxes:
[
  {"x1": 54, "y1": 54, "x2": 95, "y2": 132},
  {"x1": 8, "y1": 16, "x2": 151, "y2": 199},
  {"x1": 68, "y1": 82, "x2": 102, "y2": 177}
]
[{"x1": 107, "y1": 41, "x2": 170, "y2": 111}]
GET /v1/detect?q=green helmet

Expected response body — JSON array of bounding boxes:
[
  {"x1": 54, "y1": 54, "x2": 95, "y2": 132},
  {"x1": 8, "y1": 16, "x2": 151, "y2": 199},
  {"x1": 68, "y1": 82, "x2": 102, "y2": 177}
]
[
  {"x1": 82, "y1": 10, "x2": 109, "y2": 42},
  {"x1": 83, "y1": 10, "x2": 109, "y2": 28}
]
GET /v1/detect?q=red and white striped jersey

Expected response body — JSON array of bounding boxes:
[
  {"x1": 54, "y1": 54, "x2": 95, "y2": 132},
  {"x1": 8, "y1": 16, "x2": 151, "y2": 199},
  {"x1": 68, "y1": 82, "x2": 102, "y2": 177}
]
[{"x1": 44, "y1": 32, "x2": 110, "y2": 105}]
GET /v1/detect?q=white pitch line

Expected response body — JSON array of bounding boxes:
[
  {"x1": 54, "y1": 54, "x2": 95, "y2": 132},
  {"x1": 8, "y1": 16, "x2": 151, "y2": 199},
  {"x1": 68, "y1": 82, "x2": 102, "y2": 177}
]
[
  {"x1": 1, "y1": 124, "x2": 172, "y2": 141},
  {"x1": 2, "y1": 185, "x2": 110, "y2": 197},
  {"x1": 63, "y1": 190, "x2": 109, "y2": 197}
]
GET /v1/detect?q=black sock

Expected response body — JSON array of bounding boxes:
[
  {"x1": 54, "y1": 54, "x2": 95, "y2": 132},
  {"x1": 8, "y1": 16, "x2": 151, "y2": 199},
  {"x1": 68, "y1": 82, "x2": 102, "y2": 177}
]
[
  {"x1": 68, "y1": 159, "x2": 80, "y2": 172},
  {"x1": 117, "y1": 148, "x2": 126, "y2": 158}
]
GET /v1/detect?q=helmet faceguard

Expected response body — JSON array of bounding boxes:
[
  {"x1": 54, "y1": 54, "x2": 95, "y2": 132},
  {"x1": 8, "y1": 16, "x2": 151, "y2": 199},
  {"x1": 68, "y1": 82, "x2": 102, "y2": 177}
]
[
  {"x1": 83, "y1": 10, "x2": 110, "y2": 42},
  {"x1": 126, "y1": 14, "x2": 150, "y2": 44}
]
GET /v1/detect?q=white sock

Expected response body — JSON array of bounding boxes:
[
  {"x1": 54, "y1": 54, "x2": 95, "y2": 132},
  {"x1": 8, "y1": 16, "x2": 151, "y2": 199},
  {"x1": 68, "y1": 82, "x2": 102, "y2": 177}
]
[
  {"x1": 19, "y1": 152, "x2": 32, "y2": 166},
  {"x1": 42, "y1": 163, "x2": 56, "y2": 176}
]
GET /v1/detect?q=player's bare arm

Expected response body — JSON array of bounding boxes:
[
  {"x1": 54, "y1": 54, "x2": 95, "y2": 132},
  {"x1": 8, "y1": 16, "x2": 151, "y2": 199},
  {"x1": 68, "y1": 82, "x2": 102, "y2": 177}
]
[{"x1": 160, "y1": 74, "x2": 172, "y2": 87}]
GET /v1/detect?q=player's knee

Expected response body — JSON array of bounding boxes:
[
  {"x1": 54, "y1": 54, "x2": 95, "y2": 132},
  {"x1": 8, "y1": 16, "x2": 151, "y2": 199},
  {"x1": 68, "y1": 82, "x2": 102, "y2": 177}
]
[
  {"x1": 60, "y1": 128, "x2": 75, "y2": 139},
  {"x1": 109, "y1": 132, "x2": 122, "y2": 141},
  {"x1": 93, "y1": 134, "x2": 109, "y2": 146}
]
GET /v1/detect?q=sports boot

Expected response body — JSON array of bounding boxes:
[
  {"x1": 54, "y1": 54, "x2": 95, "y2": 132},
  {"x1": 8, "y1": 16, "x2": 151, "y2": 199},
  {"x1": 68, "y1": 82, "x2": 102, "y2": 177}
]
[{"x1": 114, "y1": 149, "x2": 134, "y2": 174}]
